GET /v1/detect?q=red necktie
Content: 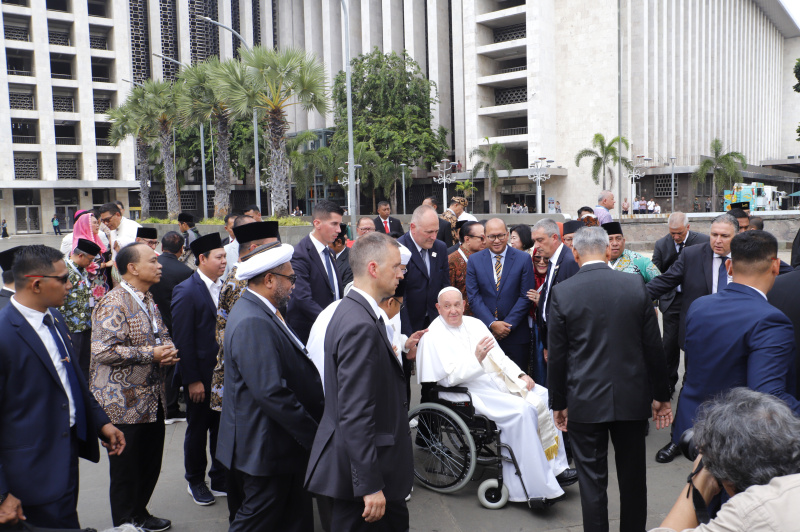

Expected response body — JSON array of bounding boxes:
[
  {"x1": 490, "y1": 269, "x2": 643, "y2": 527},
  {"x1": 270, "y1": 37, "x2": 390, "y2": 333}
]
[{"x1": 384, "y1": 220, "x2": 389, "y2": 233}]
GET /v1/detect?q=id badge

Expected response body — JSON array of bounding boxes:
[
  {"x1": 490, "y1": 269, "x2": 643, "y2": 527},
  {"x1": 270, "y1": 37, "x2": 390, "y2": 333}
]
[{"x1": 89, "y1": 296, "x2": 95, "y2": 308}]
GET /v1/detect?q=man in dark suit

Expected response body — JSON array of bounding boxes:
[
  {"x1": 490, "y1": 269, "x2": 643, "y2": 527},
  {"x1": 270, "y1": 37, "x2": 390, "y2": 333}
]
[
  {"x1": 306, "y1": 232, "x2": 412, "y2": 531},
  {"x1": 532, "y1": 218, "x2": 580, "y2": 358},
  {"x1": 150, "y1": 230, "x2": 193, "y2": 423},
  {"x1": 287, "y1": 200, "x2": 344, "y2": 344},
  {"x1": 768, "y1": 264, "x2": 800, "y2": 399},
  {"x1": 651, "y1": 212, "x2": 709, "y2": 395},
  {"x1": 172, "y1": 233, "x2": 228, "y2": 506},
  {"x1": 0, "y1": 245, "x2": 125, "y2": 529},
  {"x1": 466, "y1": 217, "x2": 533, "y2": 371},
  {"x1": 676, "y1": 231, "x2": 800, "y2": 448},
  {"x1": 422, "y1": 196, "x2": 454, "y2": 247},
  {"x1": 374, "y1": 200, "x2": 404, "y2": 236},
  {"x1": 331, "y1": 223, "x2": 353, "y2": 286},
  {"x1": 548, "y1": 227, "x2": 672, "y2": 532},
  {"x1": 0, "y1": 246, "x2": 21, "y2": 310},
  {"x1": 217, "y1": 242, "x2": 324, "y2": 531}
]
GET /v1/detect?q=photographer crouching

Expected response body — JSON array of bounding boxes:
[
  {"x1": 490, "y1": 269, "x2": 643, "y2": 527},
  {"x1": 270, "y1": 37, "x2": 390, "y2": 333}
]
[{"x1": 652, "y1": 388, "x2": 800, "y2": 531}]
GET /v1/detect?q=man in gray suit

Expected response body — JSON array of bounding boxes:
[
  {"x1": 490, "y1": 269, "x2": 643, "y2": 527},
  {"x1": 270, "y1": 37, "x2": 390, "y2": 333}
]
[
  {"x1": 305, "y1": 232, "x2": 412, "y2": 531},
  {"x1": 217, "y1": 242, "x2": 325, "y2": 532}
]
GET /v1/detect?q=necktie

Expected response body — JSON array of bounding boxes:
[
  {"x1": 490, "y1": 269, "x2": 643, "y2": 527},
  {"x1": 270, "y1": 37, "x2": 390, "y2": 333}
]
[
  {"x1": 323, "y1": 247, "x2": 338, "y2": 299},
  {"x1": 717, "y1": 257, "x2": 729, "y2": 292},
  {"x1": 422, "y1": 249, "x2": 430, "y2": 276},
  {"x1": 42, "y1": 314, "x2": 87, "y2": 441},
  {"x1": 384, "y1": 220, "x2": 390, "y2": 233},
  {"x1": 275, "y1": 309, "x2": 285, "y2": 322},
  {"x1": 495, "y1": 254, "x2": 502, "y2": 290},
  {"x1": 677, "y1": 241, "x2": 685, "y2": 254}
]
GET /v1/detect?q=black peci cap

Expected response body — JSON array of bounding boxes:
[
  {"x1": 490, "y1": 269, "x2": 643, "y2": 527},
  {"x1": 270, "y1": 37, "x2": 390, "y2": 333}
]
[
  {"x1": 232, "y1": 221, "x2": 280, "y2": 245},
  {"x1": 562, "y1": 220, "x2": 585, "y2": 235},
  {"x1": 75, "y1": 238, "x2": 101, "y2": 257},
  {"x1": 0, "y1": 246, "x2": 23, "y2": 272},
  {"x1": 136, "y1": 227, "x2": 158, "y2": 240},
  {"x1": 177, "y1": 213, "x2": 194, "y2": 223},
  {"x1": 601, "y1": 222, "x2": 623, "y2": 236},
  {"x1": 189, "y1": 233, "x2": 223, "y2": 256}
]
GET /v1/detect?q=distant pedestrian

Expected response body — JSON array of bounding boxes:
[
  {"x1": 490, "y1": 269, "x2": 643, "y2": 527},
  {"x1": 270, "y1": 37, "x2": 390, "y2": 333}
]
[
  {"x1": 653, "y1": 202, "x2": 661, "y2": 215},
  {"x1": 52, "y1": 214, "x2": 62, "y2": 235},
  {"x1": 1, "y1": 219, "x2": 8, "y2": 238},
  {"x1": 647, "y1": 199, "x2": 655, "y2": 214},
  {"x1": 705, "y1": 197, "x2": 711, "y2": 212},
  {"x1": 632, "y1": 197, "x2": 639, "y2": 215},
  {"x1": 555, "y1": 201, "x2": 562, "y2": 213},
  {"x1": 621, "y1": 198, "x2": 629, "y2": 215},
  {"x1": 693, "y1": 197, "x2": 700, "y2": 212}
]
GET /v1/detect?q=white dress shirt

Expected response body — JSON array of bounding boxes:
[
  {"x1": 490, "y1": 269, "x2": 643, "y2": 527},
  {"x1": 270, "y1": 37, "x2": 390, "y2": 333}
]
[
  {"x1": 350, "y1": 286, "x2": 383, "y2": 321},
  {"x1": 712, "y1": 254, "x2": 732, "y2": 294},
  {"x1": 490, "y1": 245, "x2": 509, "y2": 285},
  {"x1": 541, "y1": 243, "x2": 565, "y2": 321},
  {"x1": 413, "y1": 240, "x2": 431, "y2": 276},
  {"x1": 197, "y1": 269, "x2": 223, "y2": 307},
  {"x1": 223, "y1": 239, "x2": 239, "y2": 279},
  {"x1": 246, "y1": 288, "x2": 305, "y2": 350},
  {"x1": 11, "y1": 297, "x2": 75, "y2": 426},
  {"x1": 111, "y1": 217, "x2": 142, "y2": 258},
  {"x1": 310, "y1": 232, "x2": 340, "y2": 298}
]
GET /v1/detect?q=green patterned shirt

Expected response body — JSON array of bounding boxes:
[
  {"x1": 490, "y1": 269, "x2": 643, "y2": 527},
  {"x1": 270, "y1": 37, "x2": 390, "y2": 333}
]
[{"x1": 610, "y1": 249, "x2": 661, "y2": 283}]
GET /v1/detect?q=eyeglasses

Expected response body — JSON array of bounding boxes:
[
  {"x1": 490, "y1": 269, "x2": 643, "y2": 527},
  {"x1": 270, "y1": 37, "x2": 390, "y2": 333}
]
[
  {"x1": 25, "y1": 274, "x2": 70, "y2": 284},
  {"x1": 99, "y1": 216, "x2": 113, "y2": 224},
  {"x1": 142, "y1": 239, "x2": 158, "y2": 248},
  {"x1": 486, "y1": 233, "x2": 508, "y2": 241},
  {"x1": 466, "y1": 234, "x2": 485, "y2": 241},
  {"x1": 534, "y1": 257, "x2": 547, "y2": 263},
  {"x1": 391, "y1": 297, "x2": 405, "y2": 310},
  {"x1": 270, "y1": 271, "x2": 297, "y2": 284}
]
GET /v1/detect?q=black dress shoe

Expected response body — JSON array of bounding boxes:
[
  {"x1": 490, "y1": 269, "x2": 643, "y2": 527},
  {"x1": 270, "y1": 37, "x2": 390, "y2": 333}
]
[
  {"x1": 555, "y1": 468, "x2": 578, "y2": 487},
  {"x1": 139, "y1": 516, "x2": 172, "y2": 532},
  {"x1": 655, "y1": 441, "x2": 680, "y2": 463},
  {"x1": 530, "y1": 493, "x2": 567, "y2": 510}
]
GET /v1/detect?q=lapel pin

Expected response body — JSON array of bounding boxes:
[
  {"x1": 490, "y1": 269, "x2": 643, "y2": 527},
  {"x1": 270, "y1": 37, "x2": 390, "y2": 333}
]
[{"x1": 432, "y1": 252, "x2": 437, "y2": 258}]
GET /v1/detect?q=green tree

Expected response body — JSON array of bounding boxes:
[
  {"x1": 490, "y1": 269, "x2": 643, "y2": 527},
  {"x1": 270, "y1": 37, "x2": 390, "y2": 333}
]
[
  {"x1": 574, "y1": 133, "x2": 633, "y2": 190},
  {"x1": 215, "y1": 46, "x2": 329, "y2": 217},
  {"x1": 470, "y1": 138, "x2": 513, "y2": 214},
  {"x1": 691, "y1": 138, "x2": 747, "y2": 207},
  {"x1": 456, "y1": 179, "x2": 479, "y2": 213}
]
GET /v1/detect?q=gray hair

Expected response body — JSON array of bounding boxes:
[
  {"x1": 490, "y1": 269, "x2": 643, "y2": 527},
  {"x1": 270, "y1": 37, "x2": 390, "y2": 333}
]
[
  {"x1": 410, "y1": 204, "x2": 437, "y2": 225},
  {"x1": 532, "y1": 218, "x2": 560, "y2": 238},
  {"x1": 572, "y1": 226, "x2": 609, "y2": 256},
  {"x1": 712, "y1": 213, "x2": 739, "y2": 233},
  {"x1": 598, "y1": 190, "x2": 613, "y2": 203},
  {"x1": 350, "y1": 232, "x2": 399, "y2": 278},
  {"x1": 694, "y1": 388, "x2": 800, "y2": 493},
  {"x1": 668, "y1": 212, "x2": 689, "y2": 227}
]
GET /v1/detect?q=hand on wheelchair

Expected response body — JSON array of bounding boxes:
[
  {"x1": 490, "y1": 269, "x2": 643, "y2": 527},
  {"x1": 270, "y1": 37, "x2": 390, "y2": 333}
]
[{"x1": 363, "y1": 490, "x2": 386, "y2": 523}]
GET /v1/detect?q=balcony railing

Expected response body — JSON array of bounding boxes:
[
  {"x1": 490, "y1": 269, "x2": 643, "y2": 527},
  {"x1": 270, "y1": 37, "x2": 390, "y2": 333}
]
[
  {"x1": 97, "y1": 159, "x2": 115, "y2": 179},
  {"x1": 48, "y1": 31, "x2": 71, "y2": 46},
  {"x1": 95, "y1": 138, "x2": 110, "y2": 146},
  {"x1": 93, "y1": 98, "x2": 111, "y2": 113},
  {"x1": 2, "y1": 0, "x2": 29, "y2": 6},
  {"x1": 55, "y1": 136, "x2": 77, "y2": 145},
  {"x1": 495, "y1": 86, "x2": 527, "y2": 106},
  {"x1": 493, "y1": 23, "x2": 526, "y2": 44},
  {"x1": 14, "y1": 157, "x2": 39, "y2": 179},
  {"x1": 51, "y1": 72, "x2": 73, "y2": 80},
  {"x1": 12, "y1": 135, "x2": 38, "y2": 144},
  {"x1": 8, "y1": 68, "x2": 33, "y2": 76},
  {"x1": 92, "y1": 75, "x2": 110, "y2": 82},
  {"x1": 497, "y1": 127, "x2": 527, "y2": 137},
  {"x1": 52, "y1": 95, "x2": 74, "y2": 112},
  {"x1": 498, "y1": 65, "x2": 526, "y2": 74},
  {"x1": 4, "y1": 26, "x2": 30, "y2": 41}
]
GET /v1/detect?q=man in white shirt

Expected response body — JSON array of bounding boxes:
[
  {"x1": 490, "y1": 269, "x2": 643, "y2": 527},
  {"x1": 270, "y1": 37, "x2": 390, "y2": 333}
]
[{"x1": 99, "y1": 202, "x2": 142, "y2": 258}]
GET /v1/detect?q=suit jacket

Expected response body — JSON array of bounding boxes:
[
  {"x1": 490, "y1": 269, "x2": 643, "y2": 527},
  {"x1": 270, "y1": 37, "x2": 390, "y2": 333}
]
[
  {"x1": 374, "y1": 216, "x2": 404, "y2": 236},
  {"x1": 397, "y1": 232, "x2": 450, "y2": 333},
  {"x1": 436, "y1": 217, "x2": 454, "y2": 247},
  {"x1": 547, "y1": 263, "x2": 670, "y2": 422},
  {"x1": 676, "y1": 284, "x2": 800, "y2": 440},
  {"x1": 466, "y1": 246, "x2": 533, "y2": 345},
  {"x1": 651, "y1": 231, "x2": 709, "y2": 312},
  {"x1": 768, "y1": 268, "x2": 800, "y2": 400},
  {"x1": 171, "y1": 272, "x2": 219, "y2": 388},
  {"x1": 791, "y1": 227, "x2": 800, "y2": 269},
  {"x1": 334, "y1": 246, "x2": 354, "y2": 286},
  {"x1": 536, "y1": 244, "x2": 580, "y2": 348},
  {"x1": 287, "y1": 234, "x2": 342, "y2": 343},
  {"x1": 0, "y1": 288, "x2": 13, "y2": 310},
  {"x1": 305, "y1": 291, "x2": 413, "y2": 501},
  {"x1": 217, "y1": 290, "x2": 324, "y2": 477},
  {"x1": 0, "y1": 305, "x2": 111, "y2": 505},
  {"x1": 150, "y1": 252, "x2": 193, "y2": 336}
]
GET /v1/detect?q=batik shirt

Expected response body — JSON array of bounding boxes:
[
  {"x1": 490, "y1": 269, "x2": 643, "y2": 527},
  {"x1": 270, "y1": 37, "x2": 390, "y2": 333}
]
[
  {"x1": 210, "y1": 264, "x2": 248, "y2": 412},
  {"x1": 60, "y1": 259, "x2": 94, "y2": 333},
  {"x1": 91, "y1": 281, "x2": 170, "y2": 424},
  {"x1": 610, "y1": 249, "x2": 661, "y2": 283},
  {"x1": 448, "y1": 246, "x2": 475, "y2": 316},
  {"x1": 442, "y1": 210, "x2": 459, "y2": 244}
]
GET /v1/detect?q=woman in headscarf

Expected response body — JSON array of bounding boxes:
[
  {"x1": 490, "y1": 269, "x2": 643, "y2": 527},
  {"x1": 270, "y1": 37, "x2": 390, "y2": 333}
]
[
  {"x1": 71, "y1": 210, "x2": 111, "y2": 299},
  {"x1": 526, "y1": 246, "x2": 550, "y2": 383}
]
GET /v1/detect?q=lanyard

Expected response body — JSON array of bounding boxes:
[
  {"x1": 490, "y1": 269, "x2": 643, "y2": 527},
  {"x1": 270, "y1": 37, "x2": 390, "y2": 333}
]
[
  {"x1": 120, "y1": 282, "x2": 161, "y2": 344},
  {"x1": 458, "y1": 248, "x2": 469, "y2": 264}
]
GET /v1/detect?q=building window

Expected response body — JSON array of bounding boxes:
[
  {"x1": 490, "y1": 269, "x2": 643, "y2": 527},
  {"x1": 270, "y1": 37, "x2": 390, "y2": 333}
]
[
  {"x1": 94, "y1": 96, "x2": 111, "y2": 113},
  {"x1": 655, "y1": 176, "x2": 679, "y2": 197},
  {"x1": 48, "y1": 30, "x2": 71, "y2": 46},
  {"x1": 495, "y1": 86, "x2": 527, "y2": 106},
  {"x1": 493, "y1": 23, "x2": 526, "y2": 44},
  {"x1": 57, "y1": 158, "x2": 79, "y2": 179},
  {"x1": 694, "y1": 176, "x2": 711, "y2": 197},
  {"x1": 4, "y1": 25, "x2": 30, "y2": 42},
  {"x1": 129, "y1": 0, "x2": 151, "y2": 83},
  {"x1": 9, "y1": 92, "x2": 34, "y2": 110},
  {"x1": 97, "y1": 158, "x2": 116, "y2": 179},
  {"x1": 89, "y1": 34, "x2": 108, "y2": 50},
  {"x1": 52, "y1": 95, "x2": 75, "y2": 112},
  {"x1": 14, "y1": 154, "x2": 40, "y2": 179}
]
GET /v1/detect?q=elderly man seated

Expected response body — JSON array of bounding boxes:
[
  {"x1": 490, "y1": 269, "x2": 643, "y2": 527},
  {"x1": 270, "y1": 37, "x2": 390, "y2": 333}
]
[{"x1": 417, "y1": 287, "x2": 577, "y2": 505}]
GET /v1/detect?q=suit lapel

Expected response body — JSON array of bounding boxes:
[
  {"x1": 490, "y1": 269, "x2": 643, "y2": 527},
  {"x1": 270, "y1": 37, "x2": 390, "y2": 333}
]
[
  {"x1": 347, "y1": 292, "x2": 402, "y2": 373},
  {"x1": 193, "y1": 273, "x2": 216, "y2": 314},
  {"x1": 702, "y1": 244, "x2": 713, "y2": 293},
  {"x1": 496, "y1": 248, "x2": 515, "y2": 293},
  {"x1": 8, "y1": 305, "x2": 65, "y2": 389},
  {"x1": 409, "y1": 243, "x2": 429, "y2": 280},
  {"x1": 307, "y1": 236, "x2": 336, "y2": 294}
]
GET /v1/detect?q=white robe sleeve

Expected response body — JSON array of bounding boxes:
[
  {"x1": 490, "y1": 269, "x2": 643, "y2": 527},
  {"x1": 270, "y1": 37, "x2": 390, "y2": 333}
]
[
  {"x1": 464, "y1": 317, "x2": 526, "y2": 380},
  {"x1": 417, "y1": 318, "x2": 486, "y2": 387}
]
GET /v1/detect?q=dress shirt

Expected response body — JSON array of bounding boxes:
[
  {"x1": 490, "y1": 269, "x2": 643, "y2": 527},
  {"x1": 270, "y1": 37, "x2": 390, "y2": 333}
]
[
  {"x1": 490, "y1": 245, "x2": 509, "y2": 285},
  {"x1": 197, "y1": 269, "x2": 223, "y2": 307},
  {"x1": 542, "y1": 243, "x2": 565, "y2": 321},
  {"x1": 3, "y1": 285, "x2": 15, "y2": 293},
  {"x1": 111, "y1": 217, "x2": 142, "y2": 258},
  {"x1": 246, "y1": 288, "x2": 305, "y2": 350},
  {"x1": 223, "y1": 239, "x2": 239, "y2": 279},
  {"x1": 11, "y1": 297, "x2": 75, "y2": 426},
  {"x1": 594, "y1": 205, "x2": 613, "y2": 225},
  {"x1": 379, "y1": 216, "x2": 391, "y2": 233},
  {"x1": 310, "y1": 231, "x2": 340, "y2": 298},
  {"x1": 582, "y1": 260, "x2": 606, "y2": 267},
  {"x1": 350, "y1": 287, "x2": 383, "y2": 321},
  {"x1": 712, "y1": 254, "x2": 732, "y2": 294}
]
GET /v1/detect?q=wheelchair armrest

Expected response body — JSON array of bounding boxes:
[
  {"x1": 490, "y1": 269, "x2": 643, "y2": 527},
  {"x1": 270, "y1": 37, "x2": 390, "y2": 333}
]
[{"x1": 429, "y1": 385, "x2": 470, "y2": 395}]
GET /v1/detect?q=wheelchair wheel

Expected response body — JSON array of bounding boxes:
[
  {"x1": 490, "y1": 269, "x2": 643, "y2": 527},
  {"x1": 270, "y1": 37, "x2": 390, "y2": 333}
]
[
  {"x1": 409, "y1": 403, "x2": 477, "y2": 493},
  {"x1": 477, "y1": 479, "x2": 509, "y2": 509}
]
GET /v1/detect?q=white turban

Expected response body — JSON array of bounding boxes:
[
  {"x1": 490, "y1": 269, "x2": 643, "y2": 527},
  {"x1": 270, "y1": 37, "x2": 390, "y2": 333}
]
[
  {"x1": 398, "y1": 244, "x2": 412, "y2": 266},
  {"x1": 437, "y1": 286, "x2": 462, "y2": 299},
  {"x1": 235, "y1": 244, "x2": 294, "y2": 280}
]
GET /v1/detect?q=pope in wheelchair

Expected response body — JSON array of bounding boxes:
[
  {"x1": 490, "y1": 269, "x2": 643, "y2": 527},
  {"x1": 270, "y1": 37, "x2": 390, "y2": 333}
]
[{"x1": 414, "y1": 286, "x2": 577, "y2": 508}]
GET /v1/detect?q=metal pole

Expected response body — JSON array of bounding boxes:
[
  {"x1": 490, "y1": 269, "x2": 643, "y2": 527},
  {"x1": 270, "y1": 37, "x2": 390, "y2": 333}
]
[
  {"x1": 617, "y1": 0, "x2": 623, "y2": 219},
  {"x1": 400, "y1": 163, "x2": 407, "y2": 215},
  {"x1": 342, "y1": 0, "x2": 356, "y2": 221},
  {"x1": 536, "y1": 177, "x2": 543, "y2": 215},
  {"x1": 670, "y1": 157, "x2": 676, "y2": 213}
]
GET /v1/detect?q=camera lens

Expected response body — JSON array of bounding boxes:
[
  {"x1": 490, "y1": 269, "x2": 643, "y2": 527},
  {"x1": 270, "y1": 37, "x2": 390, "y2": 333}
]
[{"x1": 678, "y1": 428, "x2": 699, "y2": 461}]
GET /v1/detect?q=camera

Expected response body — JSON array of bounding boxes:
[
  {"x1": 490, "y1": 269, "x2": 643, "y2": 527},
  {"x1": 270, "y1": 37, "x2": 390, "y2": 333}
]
[{"x1": 679, "y1": 428, "x2": 699, "y2": 461}]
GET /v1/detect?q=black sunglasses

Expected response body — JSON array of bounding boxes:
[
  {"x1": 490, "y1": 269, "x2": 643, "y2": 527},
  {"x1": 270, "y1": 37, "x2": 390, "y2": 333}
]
[
  {"x1": 25, "y1": 274, "x2": 70, "y2": 284},
  {"x1": 270, "y1": 272, "x2": 297, "y2": 284}
]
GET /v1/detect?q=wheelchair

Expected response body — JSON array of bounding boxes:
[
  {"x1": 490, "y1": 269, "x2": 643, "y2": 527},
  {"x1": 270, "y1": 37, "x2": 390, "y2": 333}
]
[{"x1": 409, "y1": 384, "x2": 556, "y2": 510}]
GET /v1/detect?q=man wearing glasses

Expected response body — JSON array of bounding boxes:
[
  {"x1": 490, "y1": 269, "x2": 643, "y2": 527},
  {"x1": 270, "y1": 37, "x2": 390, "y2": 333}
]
[
  {"x1": 136, "y1": 227, "x2": 160, "y2": 253},
  {"x1": 447, "y1": 221, "x2": 485, "y2": 315},
  {"x1": 98, "y1": 202, "x2": 142, "y2": 258}
]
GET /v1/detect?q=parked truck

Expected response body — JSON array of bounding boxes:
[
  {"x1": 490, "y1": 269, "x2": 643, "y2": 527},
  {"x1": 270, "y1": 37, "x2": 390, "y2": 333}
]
[{"x1": 724, "y1": 182, "x2": 786, "y2": 211}]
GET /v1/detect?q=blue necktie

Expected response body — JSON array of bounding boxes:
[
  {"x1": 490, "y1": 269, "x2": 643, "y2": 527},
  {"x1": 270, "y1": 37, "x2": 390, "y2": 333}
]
[
  {"x1": 717, "y1": 257, "x2": 729, "y2": 292},
  {"x1": 323, "y1": 247, "x2": 338, "y2": 299},
  {"x1": 43, "y1": 314, "x2": 87, "y2": 441}
]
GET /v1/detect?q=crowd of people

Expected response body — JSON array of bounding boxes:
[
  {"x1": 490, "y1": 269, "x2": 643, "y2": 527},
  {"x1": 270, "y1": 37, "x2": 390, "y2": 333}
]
[{"x1": 2, "y1": 192, "x2": 800, "y2": 532}]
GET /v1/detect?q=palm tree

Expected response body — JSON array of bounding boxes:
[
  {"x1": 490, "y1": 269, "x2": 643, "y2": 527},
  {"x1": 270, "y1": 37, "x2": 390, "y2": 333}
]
[
  {"x1": 574, "y1": 133, "x2": 633, "y2": 189},
  {"x1": 456, "y1": 179, "x2": 479, "y2": 213},
  {"x1": 215, "y1": 46, "x2": 329, "y2": 217},
  {"x1": 470, "y1": 137, "x2": 513, "y2": 214},
  {"x1": 691, "y1": 138, "x2": 747, "y2": 208},
  {"x1": 177, "y1": 57, "x2": 233, "y2": 218},
  {"x1": 287, "y1": 130, "x2": 323, "y2": 204}
]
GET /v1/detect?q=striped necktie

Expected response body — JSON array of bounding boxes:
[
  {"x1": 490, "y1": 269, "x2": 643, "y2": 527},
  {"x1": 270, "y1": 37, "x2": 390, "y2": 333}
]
[{"x1": 495, "y1": 254, "x2": 502, "y2": 290}]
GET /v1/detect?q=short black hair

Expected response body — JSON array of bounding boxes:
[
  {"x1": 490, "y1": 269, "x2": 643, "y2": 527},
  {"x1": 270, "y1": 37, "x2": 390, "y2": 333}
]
[
  {"x1": 510, "y1": 224, "x2": 533, "y2": 250},
  {"x1": 730, "y1": 230, "x2": 777, "y2": 275},
  {"x1": 313, "y1": 200, "x2": 344, "y2": 220},
  {"x1": 233, "y1": 215, "x2": 255, "y2": 228},
  {"x1": 749, "y1": 216, "x2": 764, "y2": 231},
  {"x1": 244, "y1": 204, "x2": 260, "y2": 214},
  {"x1": 460, "y1": 221, "x2": 478, "y2": 243},
  {"x1": 224, "y1": 213, "x2": 238, "y2": 225},
  {"x1": 99, "y1": 202, "x2": 120, "y2": 216},
  {"x1": 577, "y1": 206, "x2": 594, "y2": 217},
  {"x1": 161, "y1": 231, "x2": 184, "y2": 254},
  {"x1": 2, "y1": 271, "x2": 13, "y2": 285},
  {"x1": 426, "y1": 196, "x2": 438, "y2": 207},
  {"x1": 13, "y1": 245, "x2": 63, "y2": 290},
  {"x1": 728, "y1": 208, "x2": 749, "y2": 220},
  {"x1": 377, "y1": 201, "x2": 390, "y2": 209},
  {"x1": 116, "y1": 242, "x2": 146, "y2": 275}
]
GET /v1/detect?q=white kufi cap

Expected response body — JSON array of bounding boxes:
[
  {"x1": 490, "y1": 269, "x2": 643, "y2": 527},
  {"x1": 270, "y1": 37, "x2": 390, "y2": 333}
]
[
  {"x1": 235, "y1": 243, "x2": 294, "y2": 280},
  {"x1": 398, "y1": 243, "x2": 412, "y2": 266}
]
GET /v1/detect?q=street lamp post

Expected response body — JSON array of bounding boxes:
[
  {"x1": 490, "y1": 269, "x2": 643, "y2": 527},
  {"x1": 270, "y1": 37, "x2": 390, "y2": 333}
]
[
  {"x1": 433, "y1": 159, "x2": 456, "y2": 206},
  {"x1": 197, "y1": 15, "x2": 262, "y2": 214},
  {"x1": 400, "y1": 163, "x2": 407, "y2": 215},
  {"x1": 340, "y1": 1, "x2": 356, "y2": 223},
  {"x1": 527, "y1": 157, "x2": 554, "y2": 214},
  {"x1": 627, "y1": 155, "x2": 652, "y2": 215},
  {"x1": 153, "y1": 52, "x2": 209, "y2": 220},
  {"x1": 670, "y1": 156, "x2": 677, "y2": 213}
]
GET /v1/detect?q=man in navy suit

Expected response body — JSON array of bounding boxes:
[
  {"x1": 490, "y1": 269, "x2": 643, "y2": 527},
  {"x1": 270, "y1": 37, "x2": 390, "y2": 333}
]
[
  {"x1": 0, "y1": 245, "x2": 125, "y2": 529},
  {"x1": 674, "y1": 231, "x2": 800, "y2": 449},
  {"x1": 172, "y1": 233, "x2": 228, "y2": 506},
  {"x1": 374, "y1": 201, "x2": 404, "y2": 236},
  {"x1": 287, "y1": 200, "x2": 344, "y2": 344},
  {"x1": 532, "y1": 218, "x2": 580, "y2": 361},
  {"x1": 467, "y1": 218, "x2": 534, "y2": 371}
]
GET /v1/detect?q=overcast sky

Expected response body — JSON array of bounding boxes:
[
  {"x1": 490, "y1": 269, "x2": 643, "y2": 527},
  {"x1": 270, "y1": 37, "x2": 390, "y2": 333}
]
[{"x1": 783, "y1": 0, "x2": 800, "y2": 26}]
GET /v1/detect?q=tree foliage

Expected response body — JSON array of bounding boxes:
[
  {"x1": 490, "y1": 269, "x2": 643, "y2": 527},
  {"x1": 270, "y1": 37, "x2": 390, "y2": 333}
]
[
  {"x1": 691, "y1": 138, "x2": 747, "y2": 206},
  {"x1": 574, "y1": 133, "x2": 633, "y2": 189},
  {"x1": 470, "y1": 138, "x2": 513, "y2": 213}
]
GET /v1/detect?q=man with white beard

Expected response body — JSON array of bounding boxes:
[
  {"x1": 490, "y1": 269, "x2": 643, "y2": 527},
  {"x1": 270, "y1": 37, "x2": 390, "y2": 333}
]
[{"x1": 416, "y1": 287, "x2": 577, "y2": 506}]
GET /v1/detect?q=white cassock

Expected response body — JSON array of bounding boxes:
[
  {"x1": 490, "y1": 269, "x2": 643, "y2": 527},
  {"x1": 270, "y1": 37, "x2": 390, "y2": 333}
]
[
  {"x1": 417, "y1": 315, "x2": 569, "y2": 502},
  {"x1": 306, "y1": 301, "x2": 341, "y2": 393}
]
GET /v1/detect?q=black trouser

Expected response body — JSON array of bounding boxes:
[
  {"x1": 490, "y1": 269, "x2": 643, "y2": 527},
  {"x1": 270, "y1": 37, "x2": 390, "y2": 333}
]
[
  {"x1": 68, "y1": 329, "x2": 92, "y2": 383},
  {"x1": 228, "y1": 470, "x2": 312, "y2": 532},
  {"x1": 108, "y1": 407, "x2": 165, "y2": 526},
  {"x1": 53, "y1": 225, "x2": 62, "y2": 235},
  {"x1": 163, "y1": 365, "x2": 181, "y2": 417},
  {"x1": 661, "y1": 294, "x2": 683, "y2": 393},
  {"x1": 568, "y1": 420, "x2": 648, "y2": 532},
  {"x1": 184, "y1": 392, "x2": 225, "y2": 487},
  {"x1": 330, "y1": 498, "x2": 408, "y2": 532},
  {"x1": 225, "y1": 466, "x2": 245, "y2": 524}
]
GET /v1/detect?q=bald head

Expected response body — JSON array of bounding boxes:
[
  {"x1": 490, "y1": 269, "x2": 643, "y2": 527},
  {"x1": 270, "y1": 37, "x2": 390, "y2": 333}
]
[{"x1": 409, "y1": 205, "x2": 439, "y2": 250}]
